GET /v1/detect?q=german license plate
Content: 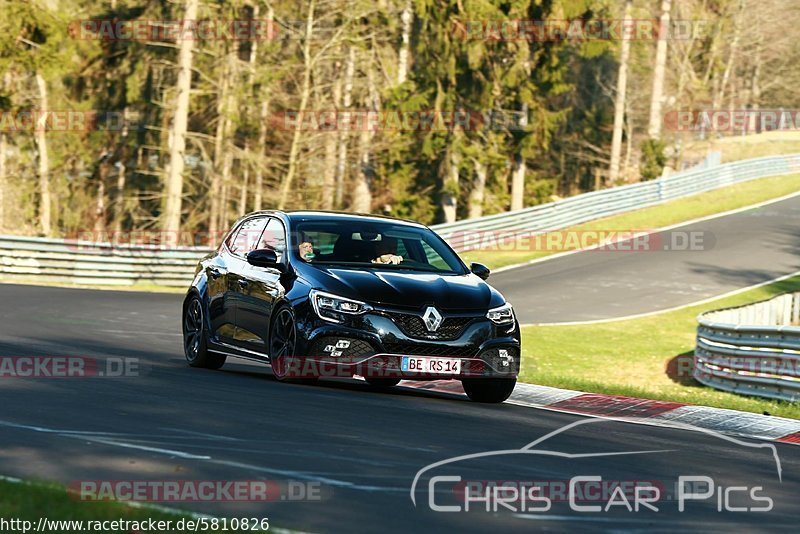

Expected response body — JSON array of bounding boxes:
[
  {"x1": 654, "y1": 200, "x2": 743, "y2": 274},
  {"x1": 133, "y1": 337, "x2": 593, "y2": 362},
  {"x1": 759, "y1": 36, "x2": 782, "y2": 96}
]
[{"x1": 401, "y1": 356, "x2": 461, "y2": 374}]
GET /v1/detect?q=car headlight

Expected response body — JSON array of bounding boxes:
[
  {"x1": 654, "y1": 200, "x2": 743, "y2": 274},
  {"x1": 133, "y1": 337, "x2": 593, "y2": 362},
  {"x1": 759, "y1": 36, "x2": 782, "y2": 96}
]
[
  {"x1": 486, "y1": 302, "x2": 515, "y2": 325},
  {"x1": 310, "y1": 290, "x2": 372, "y2": 323}
]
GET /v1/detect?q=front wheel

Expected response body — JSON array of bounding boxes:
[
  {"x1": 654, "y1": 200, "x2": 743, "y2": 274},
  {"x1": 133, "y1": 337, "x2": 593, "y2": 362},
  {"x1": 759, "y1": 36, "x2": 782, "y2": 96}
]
[
  {"x1": 183, "y1": 295, "x2": 226, "y2": 370},
  {"x1": 269, "y1": 306, "x2": 315, "y2": 383},
  {"x1": 461, "y1": 378, "x2": 516, "y2": 403}
]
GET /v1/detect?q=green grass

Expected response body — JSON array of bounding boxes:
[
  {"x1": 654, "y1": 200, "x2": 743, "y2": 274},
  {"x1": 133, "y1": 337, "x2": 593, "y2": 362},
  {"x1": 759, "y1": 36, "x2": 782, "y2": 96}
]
[
  {"x1": 518, "y1": 276, "x2": 800, "y2": 420},
  {"x1": 683, "y1": 130, "x2": 800, "y2": 163},
  {"x1": 461, "y1": 172, "x2": 800, "y2": 271},
  {"x1": 0, "y1": 479, "x2": 198, "y2": 533}
]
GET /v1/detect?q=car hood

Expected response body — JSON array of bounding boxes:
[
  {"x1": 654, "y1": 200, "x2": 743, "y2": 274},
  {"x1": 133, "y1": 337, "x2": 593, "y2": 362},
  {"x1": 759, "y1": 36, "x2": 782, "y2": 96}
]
[{"x1": 299, "y1": 265, "x2": 507, "y2": 311}]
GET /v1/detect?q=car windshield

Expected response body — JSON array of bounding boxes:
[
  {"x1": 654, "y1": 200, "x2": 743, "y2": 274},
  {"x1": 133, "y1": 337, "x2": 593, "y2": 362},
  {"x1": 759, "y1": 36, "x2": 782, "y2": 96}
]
[{"x1": 292, "y1": 220, "x2": 466, "y2": 274}]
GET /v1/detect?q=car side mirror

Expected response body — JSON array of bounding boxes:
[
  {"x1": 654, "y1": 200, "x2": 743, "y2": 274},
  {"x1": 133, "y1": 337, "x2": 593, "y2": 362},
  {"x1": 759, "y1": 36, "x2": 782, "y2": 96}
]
[
  {"x1": 470, "y1": 262, "x2": 490, "y2": 280},
  {"x1": 247, "y1": 249, "x2": 286, "y2": 272}
]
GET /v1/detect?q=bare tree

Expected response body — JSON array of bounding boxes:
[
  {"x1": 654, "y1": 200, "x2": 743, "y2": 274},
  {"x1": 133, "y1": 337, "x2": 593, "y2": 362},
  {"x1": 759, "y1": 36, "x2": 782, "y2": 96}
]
[
  {"x1": 647, "y1": 0, "x2": 671, "y2": 139},
  {"x1": 397, "y1": 0, "x2": 413, "y2": 85},
  {"x1": 278, "y1": 0, "x2": 316, "y2": 209},
  {"x1": 335, "y1": 46, "x2": 355, "y2": 209},
  {"x1": 468, "y1": 158, "x2": 486, "y2": 219},
  {"x1": 609, "y1": 0, "x2": 633, "y2": 182},
  {"x1": 441, "y1": 147, "x2": 460, "y2": 223},
  {"x1": 34, "y1": 72, "x2": 51, "y2": 235},
  {"x1": 0, "y1": 130, "x2": 5, "y2": 230},
  {"x1": 163, "y1": 0, "x2": 199, "y2": 235},
  {"x1": 510, "y1": 104, "x2": 528, "y2": 211},
  {"x1": 714, "y1": 0, "x2": 745, "y2": 110}
]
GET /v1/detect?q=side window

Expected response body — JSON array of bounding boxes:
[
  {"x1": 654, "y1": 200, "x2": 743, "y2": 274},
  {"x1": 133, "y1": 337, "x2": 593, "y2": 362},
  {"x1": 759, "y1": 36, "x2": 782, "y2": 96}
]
[
  {"x1": 228, "y1": 217, "x2": 268, "y2": 256},
  {"x1": 420, "y1": 240, "x2": 449, "y2": 270},
  {"x1": 396, "y1": 239, "x2": 409, "y2": 258},
  {"x1": 224, "y1": 222, "x2": 242, "y2": 251},
  {"x1": 257, "y1": 218, "x2": 287, "y2": 261}
]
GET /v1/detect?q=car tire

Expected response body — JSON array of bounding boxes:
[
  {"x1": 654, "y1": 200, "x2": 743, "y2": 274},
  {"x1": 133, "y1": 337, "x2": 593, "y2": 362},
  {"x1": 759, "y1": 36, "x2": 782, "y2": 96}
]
[
  {"x1": 269, "y1": 305, "x2": 316, "y2": 384},
  {"x1": 461, "y1": 378, "x2": 516, "y2": 403},
  {"x1": 183, "y1": 295, "x2": 226, "y2": 370},
  {"x1": 365, "y1": 377, "x2": 402, "y2": 388}
]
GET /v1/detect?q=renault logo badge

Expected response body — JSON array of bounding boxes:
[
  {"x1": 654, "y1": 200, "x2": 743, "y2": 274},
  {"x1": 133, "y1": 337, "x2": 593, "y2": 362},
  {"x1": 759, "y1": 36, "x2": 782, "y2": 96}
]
[{"x1": 422, "y1": 306, "x2": 443, "y2": 332}]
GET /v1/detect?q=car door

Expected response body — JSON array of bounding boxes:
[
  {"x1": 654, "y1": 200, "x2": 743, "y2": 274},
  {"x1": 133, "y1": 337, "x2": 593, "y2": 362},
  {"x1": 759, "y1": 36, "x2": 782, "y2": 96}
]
[
  {"x1": 206, "y1": 222, "x2": 246, "y2": 342},
  {"x1": 217, "y1": 216, "x2": 268, "y2": 345},
  {"x1": 233, "y1": 217, "x2": 287, "y2": 353}
]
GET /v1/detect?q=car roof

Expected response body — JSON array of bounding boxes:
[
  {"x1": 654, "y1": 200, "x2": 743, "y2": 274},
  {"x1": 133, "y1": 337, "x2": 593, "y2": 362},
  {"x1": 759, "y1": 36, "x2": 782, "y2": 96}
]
[{"x1": 243, "y1": 210, "x2": 427, "y2": 228}]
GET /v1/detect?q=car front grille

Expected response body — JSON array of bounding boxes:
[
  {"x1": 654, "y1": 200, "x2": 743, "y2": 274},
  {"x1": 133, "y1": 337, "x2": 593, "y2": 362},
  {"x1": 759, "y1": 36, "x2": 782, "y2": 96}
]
[{"x1": 382, "y1": 312, "x2": 479, "y2": 341}]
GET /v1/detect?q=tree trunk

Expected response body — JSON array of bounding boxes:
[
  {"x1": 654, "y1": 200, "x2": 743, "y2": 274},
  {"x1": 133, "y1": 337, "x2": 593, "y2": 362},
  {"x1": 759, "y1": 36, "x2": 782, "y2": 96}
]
[
  {"x1": 352, "y1": 126, "x2": 372, "y2": 213},
  {"x1": 0, "y1": 72, "x2": 7, "y2": 230},
  {"x1": 239, "y1": 162, "x2": 249, "y2": 216},
  {"x1": 254, "y1": 97, "x2": 269, "y2": 211},
  {"x1": 34, "y1": 73, "x2": 51, "y2": 236},
  {"x1": 335, "y1": 46, "x2": 355, "y2": 209},
  {"x1": 647, "y1": 0, "x2": 671, "y2": 139},
  {"x1": 351, "y1": 57, "x2": 378, "y2": 213},
  {"x1": 749, "y1": 37, "x2": 762, "y2": 133},
  {"x1": 510, "y1": 154, "x2": 525, "y2": 211},
  {"x1": 112, "y1": 160, "x2": 126, "y2": 234},
  {"x1": 510, "y1": 102, "x2": 528, "y2": 211},
  {"x1": 278, "y1": 0, "x2": 315, "y2": 210},
  {"x1": 93, "y1": 164, "x2": 107, "y2": 234},
  {"x1": 441, "y1": 149, "x2": 459, "y2": 223},
  {"x1": 623, "y1": 98, "x2": 634, "y2": 176},
  {"x1": 468, "y1": 159, "x2": 486, "y2": 219},
  {"x1": 609, "y1": 0, "x2": 633, "y2": 183},
  {"x1": 714, "y1": 0, "x2": 744, "y2": 110},
  {"x1": 0, "y1": 131, "x2": 6, "y2": 230},
  {"x1": 397, "y1": 1, "x2": 413, "y2": 84},
  {"x1": 163, "y1": 0, "x2": 198, "y2": 234},
  {"x1": 250, "y1": 4, "x2": 271, "y2": 212},
  {"x1": 220, "y1": 147, "x2": 233, "y2": 228},
  {"x1": 322, "y1": 133, "x2": 337, "y2": 210},
  {"x1": 210, "y1": 51, "x2": 234, "y2": 237}
]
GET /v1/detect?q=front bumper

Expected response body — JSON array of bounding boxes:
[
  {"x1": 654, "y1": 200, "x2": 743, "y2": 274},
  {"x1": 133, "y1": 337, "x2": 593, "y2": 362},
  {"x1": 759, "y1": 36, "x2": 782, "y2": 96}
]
[{"x1": 292, "y1": 301, "x2": 521, "y2": 380}]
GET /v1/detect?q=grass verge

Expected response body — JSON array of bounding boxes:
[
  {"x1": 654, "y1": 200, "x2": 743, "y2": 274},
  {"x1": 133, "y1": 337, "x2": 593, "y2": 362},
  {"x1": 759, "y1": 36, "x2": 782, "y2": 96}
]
[
  {"x1": 518, "y1": 275, "x2": 800, "y2": 420},
  {"x1": 0, "y1": 478, "x2": 197, "y2": 533},
  {"x1": 461, "y1": 172, "x2": 800, "y2": 271},
  {"x1": 683, "y1": 131, "x2": 800, "y2": 163}
]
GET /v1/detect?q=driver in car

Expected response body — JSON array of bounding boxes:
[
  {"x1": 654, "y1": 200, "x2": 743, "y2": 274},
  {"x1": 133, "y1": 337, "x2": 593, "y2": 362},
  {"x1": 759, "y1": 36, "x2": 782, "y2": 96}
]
[
  {"x1": 299, "y1": 241, "x2": 315, "y2": 261},
  {"x1": 372, "y1": 236, "x2": 403, "y2": 265}
]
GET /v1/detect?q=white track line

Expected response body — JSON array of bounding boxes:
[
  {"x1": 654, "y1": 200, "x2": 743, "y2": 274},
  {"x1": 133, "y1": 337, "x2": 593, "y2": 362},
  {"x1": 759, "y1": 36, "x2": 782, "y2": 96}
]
[{"x1": 526, "y1": 269, "x2": 800, "y2": 327}]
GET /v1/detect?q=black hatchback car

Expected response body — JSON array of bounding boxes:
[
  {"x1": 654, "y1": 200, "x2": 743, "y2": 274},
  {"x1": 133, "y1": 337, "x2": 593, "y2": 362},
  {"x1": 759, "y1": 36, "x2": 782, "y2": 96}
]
[{"x1": 182, "y1": 211, "x2": 521, "y2": 403}]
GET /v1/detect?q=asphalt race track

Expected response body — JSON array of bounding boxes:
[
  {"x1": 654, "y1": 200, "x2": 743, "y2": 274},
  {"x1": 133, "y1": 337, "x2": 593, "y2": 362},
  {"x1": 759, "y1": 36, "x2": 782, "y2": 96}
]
[
  {"x1": 0, "y1": 283, "x2": 798, "y2": 532},
  {"x1": 491, "y1": 193, "x2": 800, "y2": 324}
]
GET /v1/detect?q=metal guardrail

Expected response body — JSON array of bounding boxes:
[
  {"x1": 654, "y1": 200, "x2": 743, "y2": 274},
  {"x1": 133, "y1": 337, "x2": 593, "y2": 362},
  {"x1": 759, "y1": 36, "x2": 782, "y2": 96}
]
[
  {"x1": 695, "y1": 292, "x2": 800, "y2": 402},
  {"x1": 434, "y1": 153, "x2": 800, "y2": 251},
  {"x1": 0, "y1": 235, "x2": 205, "y2": 287},
  {"x1": 1, "y1": 153, "x2": 799, "y2": 287}
]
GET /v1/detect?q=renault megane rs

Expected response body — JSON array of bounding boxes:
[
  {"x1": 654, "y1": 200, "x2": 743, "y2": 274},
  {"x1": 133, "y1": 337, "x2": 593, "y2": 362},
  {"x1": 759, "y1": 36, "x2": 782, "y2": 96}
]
[{"x1": 182, "y1": 211, "x2": 521, "y2": 403}]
